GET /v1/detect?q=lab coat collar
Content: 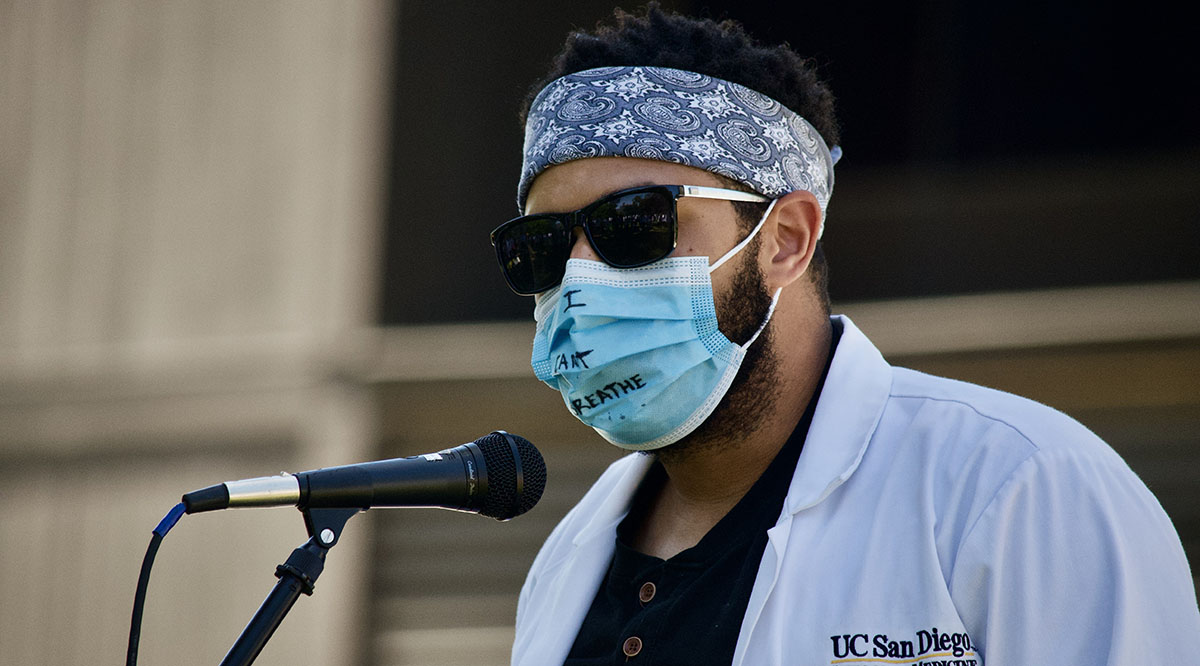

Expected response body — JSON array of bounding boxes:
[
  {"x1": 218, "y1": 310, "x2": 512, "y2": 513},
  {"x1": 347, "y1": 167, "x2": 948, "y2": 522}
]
[
  {"x1": 568, "y1": 315, "x2": 890, "y2": 545},
  {"x1": 733, "y1": 315, "x2": 891, "y2": 665},
  {"x1": 570, "y1": 453, "x2": 654, "y2": 548},
  {"x1": 782, "y1": 315, "x2": 890, "y2": 514}
]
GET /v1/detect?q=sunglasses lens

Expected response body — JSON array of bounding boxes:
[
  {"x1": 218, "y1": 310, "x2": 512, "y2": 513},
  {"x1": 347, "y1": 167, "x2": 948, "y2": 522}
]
[
  {"x1": 495, "y1": 216, "x2": 571, "y2": 294},
  {"x1": 494, "y1": 188, "x2": 678, "y2": 294},
  {"x1": 586, "y1": 189, "x2": 675, "y2": 267}
]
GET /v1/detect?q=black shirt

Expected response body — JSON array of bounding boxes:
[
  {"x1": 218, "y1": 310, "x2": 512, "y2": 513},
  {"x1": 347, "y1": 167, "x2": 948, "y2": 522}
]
[{"x1": 565, "y1": 321, "x2": 842, "y2": 665}]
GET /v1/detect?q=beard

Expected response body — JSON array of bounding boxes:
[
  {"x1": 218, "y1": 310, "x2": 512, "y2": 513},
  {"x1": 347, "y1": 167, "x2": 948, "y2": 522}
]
[{"x1": 654, "y1": 236, "x2": 782, "y2": 466}]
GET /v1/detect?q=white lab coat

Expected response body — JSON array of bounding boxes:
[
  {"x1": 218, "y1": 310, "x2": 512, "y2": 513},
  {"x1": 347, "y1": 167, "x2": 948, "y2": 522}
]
[{"x1": 512, "y1": 316, "x2": 1200, "y2": 665}]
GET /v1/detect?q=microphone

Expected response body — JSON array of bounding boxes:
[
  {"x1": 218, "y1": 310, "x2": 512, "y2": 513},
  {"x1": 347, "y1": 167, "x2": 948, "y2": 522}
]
[{"x1": 181, "y1": 431, "x2": 545, "y2": 521}]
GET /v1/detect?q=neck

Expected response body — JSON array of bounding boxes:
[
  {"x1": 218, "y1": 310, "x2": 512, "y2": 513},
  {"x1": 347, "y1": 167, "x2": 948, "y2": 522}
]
[{"x1": 630, "y1": 311, "x2": 832, "y2": 558}]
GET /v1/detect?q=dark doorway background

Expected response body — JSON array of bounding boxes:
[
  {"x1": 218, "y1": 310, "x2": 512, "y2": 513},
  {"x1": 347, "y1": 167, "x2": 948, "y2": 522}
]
[{"x1": 379, "y1": 1, "x2": 1199, "y2": 325}]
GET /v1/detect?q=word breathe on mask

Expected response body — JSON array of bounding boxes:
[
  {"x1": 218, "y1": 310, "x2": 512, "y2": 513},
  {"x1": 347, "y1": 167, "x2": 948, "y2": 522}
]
[{"x1": 569, "y1": 374, "x2": 646, "y2": 417}]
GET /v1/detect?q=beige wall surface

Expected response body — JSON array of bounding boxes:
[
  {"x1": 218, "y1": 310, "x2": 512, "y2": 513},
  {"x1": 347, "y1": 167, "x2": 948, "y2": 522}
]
[{"x1": 0, "y1": 1, "x2": 391, "y2": 663}]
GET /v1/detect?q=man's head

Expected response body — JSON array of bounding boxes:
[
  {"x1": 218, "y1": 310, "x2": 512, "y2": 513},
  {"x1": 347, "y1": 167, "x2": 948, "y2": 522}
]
[
  {"x1": 510, "y1": 5, "x2": 840, "y2": 455},
  {"x1": 518, "y1": 3, "x2": 839, "y2": 313}
]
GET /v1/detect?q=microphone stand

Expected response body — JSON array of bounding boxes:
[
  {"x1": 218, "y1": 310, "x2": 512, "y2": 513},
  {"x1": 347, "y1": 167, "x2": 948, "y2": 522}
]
[{"x1": 220, "y1": 507, "x2": 362, "y2": 666}]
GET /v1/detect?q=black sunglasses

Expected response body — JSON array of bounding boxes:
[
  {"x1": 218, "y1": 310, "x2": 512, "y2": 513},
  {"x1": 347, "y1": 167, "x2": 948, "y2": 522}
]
[{"x1": 491, "y1": 184, "x2": 770, "y2": 295}]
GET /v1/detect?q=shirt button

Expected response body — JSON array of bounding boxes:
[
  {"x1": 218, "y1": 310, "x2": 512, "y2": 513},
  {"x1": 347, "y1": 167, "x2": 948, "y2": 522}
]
[
  {"x1": 622, "y1": 636, "x2": 643, "y2": 657},
  {"x1": 638, "y1": 581, "x2": 656, "y2": 604}
]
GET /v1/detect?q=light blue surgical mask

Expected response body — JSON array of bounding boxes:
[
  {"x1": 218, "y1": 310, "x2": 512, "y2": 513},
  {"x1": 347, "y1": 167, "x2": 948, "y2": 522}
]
[{"x1": 531, "y1": 200, "x2": 780, "y2": 451}]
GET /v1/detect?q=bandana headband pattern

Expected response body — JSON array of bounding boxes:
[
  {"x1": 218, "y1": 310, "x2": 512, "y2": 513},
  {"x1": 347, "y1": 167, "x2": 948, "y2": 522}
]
[{"x1": 519, "y1": 66, "x2": 839, "y2": 230}]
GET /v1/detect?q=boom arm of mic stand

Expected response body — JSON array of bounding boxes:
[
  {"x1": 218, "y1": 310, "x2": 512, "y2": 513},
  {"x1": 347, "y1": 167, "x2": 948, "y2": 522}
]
[{"x1": 220, "y1": 507, "x2": 362, "y2": 666}]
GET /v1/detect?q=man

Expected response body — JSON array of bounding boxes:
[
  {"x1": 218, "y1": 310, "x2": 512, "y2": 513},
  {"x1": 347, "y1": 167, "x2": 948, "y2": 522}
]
[{"x1": 492, "y1": 5, "x2": 1200, "y2": 665}]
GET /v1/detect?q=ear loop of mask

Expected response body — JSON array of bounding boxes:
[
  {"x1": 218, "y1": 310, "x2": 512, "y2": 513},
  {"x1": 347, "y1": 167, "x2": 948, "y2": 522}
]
[
  {"x1": 707, "y1": 197, "x2": 778, "y2": 273},
  {"x1": 705, "y1": 197, "x2": 782, "y2": 351}
]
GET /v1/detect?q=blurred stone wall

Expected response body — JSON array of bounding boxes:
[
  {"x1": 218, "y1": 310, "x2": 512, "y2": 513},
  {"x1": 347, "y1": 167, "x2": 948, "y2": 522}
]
[{"x1": 0, "y1": 1, "x2": 391, "y2": 663}]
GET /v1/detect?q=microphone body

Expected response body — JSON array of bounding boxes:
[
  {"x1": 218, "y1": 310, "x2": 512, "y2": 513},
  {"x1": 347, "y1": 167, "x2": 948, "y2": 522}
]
[
  {"x1": 182, "y1": 432, "x2": 544, "y2": 520},
  {"x1": 304, "y1": 444, "x2": 486, "y2": 510}
]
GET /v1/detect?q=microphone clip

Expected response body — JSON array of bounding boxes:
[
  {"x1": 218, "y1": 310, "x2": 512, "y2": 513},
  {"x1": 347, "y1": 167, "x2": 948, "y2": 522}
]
[{"x1": 302, "y1": 507, "x2": 362, "y2": 549}]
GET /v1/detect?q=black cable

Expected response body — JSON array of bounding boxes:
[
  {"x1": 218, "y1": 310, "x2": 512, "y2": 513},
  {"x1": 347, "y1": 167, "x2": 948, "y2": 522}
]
[{"x1": 127, "y1": 502, "x2": 186, "y2": 666}]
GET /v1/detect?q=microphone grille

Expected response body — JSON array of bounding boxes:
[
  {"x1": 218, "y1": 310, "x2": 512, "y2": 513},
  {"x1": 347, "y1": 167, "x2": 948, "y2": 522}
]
[{"x1": 477, "y1": 432, "x2": 546, "y2": 520}]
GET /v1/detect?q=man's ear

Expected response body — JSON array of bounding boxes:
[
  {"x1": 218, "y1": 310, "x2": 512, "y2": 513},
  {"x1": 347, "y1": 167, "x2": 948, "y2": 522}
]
[{"x1": 760, "y1": 189, "x2": 822, "y2": 291}]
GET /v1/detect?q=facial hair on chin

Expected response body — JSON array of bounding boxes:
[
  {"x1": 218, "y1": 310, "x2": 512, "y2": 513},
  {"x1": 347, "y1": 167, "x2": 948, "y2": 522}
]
[{"x1": 654, "y1": 238, "x2": 781, "y2": 465}]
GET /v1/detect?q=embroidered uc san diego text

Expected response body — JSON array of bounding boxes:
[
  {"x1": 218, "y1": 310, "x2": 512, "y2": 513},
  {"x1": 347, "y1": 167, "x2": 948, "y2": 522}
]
[{"x1": 830, "y1": 627, "x2": 975, "y2": 665}]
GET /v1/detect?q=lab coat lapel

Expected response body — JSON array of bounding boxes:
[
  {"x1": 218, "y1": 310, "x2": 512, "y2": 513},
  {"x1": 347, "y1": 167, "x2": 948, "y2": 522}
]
[
  {"x1": 731, "y1": 316, "x2": 892, "y2": 664},
  {"x1": 523, "y1": 454, "x2": 654, "y2": 665}
]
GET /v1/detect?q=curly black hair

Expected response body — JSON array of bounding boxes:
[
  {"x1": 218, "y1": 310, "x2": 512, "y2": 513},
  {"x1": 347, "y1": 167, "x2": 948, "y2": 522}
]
[
  {"x1": 519, "y1": 4, "x2": 839, "y2": 149},
  {"x1": 520, "y1": 2, "x2": 836, "y2": 312}
]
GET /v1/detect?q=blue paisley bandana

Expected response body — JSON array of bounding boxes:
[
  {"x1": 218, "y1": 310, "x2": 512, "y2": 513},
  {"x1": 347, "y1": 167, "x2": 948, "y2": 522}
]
[{"x1": 518, "y1": 66, "x2": 840, "y2": 233}]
